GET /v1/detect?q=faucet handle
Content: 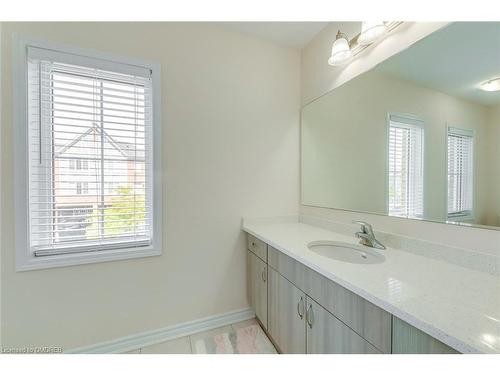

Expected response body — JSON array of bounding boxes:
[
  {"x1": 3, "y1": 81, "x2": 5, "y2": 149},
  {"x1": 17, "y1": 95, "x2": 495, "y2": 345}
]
[
  {"x1": 352, "y1": 220, "x2": 374, "y2": 235},
  {"x1": 352, "y1": 221, "x2": 385, "y2": 250}
]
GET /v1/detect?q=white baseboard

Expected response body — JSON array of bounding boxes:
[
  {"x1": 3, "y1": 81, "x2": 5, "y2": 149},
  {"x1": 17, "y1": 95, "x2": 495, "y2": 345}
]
[{"x1": 66, "y1": 308, "x2": 255, "y2": 354}]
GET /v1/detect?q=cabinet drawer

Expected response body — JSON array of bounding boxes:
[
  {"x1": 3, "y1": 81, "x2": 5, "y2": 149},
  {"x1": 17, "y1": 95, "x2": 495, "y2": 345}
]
[
  {"x1": 392, "y1": 317, "x2": 459, "y2": 354},
  {"x1": 247, "y1": 234, "x2": 267, "y2": 262},
  {"x1": 268, "y1": 245, "x2": 305, "y2": 287},
  {"x1": 268, "y1": 245, "x2": 391, "y2": 353}
]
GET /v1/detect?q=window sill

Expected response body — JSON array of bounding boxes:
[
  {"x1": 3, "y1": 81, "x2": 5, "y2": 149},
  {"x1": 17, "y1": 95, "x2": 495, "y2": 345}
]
[
  {"x1": 16, "y1": 245, "x2": 162, "y2": 272},
  {"x1": 446, "y1": 216, "x2": 474, "y2": 225}
]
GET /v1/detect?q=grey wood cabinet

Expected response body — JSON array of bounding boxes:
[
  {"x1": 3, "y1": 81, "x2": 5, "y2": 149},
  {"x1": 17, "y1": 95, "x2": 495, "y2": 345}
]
[
  {"x1": 305, "y1": 297, "x2": 380, "y2": 354},
  {"x1": 268, "y1": 267, "x2": 306, "y2": 353},
  {"x1": 268, "y1": 245, "x2": 391, "y2": 353},
  {"x1": 246, "y1": 233, "x2": 461, "y2": 354},
  {"x1": 247, "y1": 250, "x2": 268, "y2": 329},
  {"x1": 392, "y1": 317, "x2": 458, "y2": 354},
  {"x1": 303, "y1": 266, "x2": 391, "y2": 353}
]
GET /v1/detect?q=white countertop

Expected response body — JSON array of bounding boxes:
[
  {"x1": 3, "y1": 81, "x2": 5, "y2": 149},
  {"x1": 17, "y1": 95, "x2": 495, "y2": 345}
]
[{"x1": 243, "y1": 219, "x2": 500, "y2": 354}]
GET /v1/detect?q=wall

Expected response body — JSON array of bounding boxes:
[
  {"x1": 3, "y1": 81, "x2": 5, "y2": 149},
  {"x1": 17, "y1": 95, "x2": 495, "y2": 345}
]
[
  {"x1": 0, "y1": 22, "x2": 300, "y2": 350},
  {"x1": 486, "y1": 104, "x2": 500, "y2": 226},
  {"x1": 300, "y1": 22, "x2": 500, "y2": 256},
  {"x1": 302, "y1": 70, "x2": 492, "y2": 225}
]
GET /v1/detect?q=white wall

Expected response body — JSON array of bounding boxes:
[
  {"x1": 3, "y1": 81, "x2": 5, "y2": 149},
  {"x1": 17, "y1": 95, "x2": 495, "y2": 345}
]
[
  {"x1": 0, "y1": 22, "x2": 300, "y2": 350},
  {"x1": 486, "y1": 104, "x2": 500, "y2": 226},
  {"x1": 302, "y1": 70, "x2": 492, "y2": 225},
  {"x1": 300, "y1": 22, "x2": 500, "y2": 256}
]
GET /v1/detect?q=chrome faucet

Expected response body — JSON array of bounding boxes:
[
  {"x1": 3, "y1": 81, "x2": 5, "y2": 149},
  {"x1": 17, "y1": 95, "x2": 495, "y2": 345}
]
[{"x1": 353, "y1": 221, "x2": 386, "y2": 250}]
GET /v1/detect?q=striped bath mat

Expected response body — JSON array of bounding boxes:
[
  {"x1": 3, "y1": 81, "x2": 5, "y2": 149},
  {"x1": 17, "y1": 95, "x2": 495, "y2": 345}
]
[{"x1": 194, "y1": 324, "x2": 277, "y2": 354}]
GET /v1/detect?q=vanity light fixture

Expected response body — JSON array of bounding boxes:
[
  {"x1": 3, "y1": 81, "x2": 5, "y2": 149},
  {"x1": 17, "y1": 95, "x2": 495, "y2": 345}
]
[
  {"x1": 327, "y1": 22, "x2": 403, "y2": 67},
  {"x1": 357, "y1": 21, "x2": 388, "y2": 45},
  {"x1": 328, "y1": 30, "x2": 353, "y2": 66},
  {"x1": 479, "y1": 77, "x2": 500, "y2": 92}
]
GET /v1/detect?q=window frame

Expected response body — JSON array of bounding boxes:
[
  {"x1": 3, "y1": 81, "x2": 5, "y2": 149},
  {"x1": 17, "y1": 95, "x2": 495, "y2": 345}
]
[
  {"x1": 14, "y1": 35, "x2": 163, "y2": 271},
  {"x1": 446, "y1": 125, "x2": 475, "y2": 222},
  {"x1": 385, "y1": 112, "x2": 426, "y2": 219}
]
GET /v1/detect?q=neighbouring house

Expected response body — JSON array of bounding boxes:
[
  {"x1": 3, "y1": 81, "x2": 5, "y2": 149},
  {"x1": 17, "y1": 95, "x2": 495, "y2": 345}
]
[{"x1": 53, "y1": 123, "x2": 146, "y2": 242}]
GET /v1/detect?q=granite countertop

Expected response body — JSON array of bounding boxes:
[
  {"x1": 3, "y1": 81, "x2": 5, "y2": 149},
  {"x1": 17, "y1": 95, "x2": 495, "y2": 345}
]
[{"x1": 242, "y1": 218, "x2": 500, "y2": 354}]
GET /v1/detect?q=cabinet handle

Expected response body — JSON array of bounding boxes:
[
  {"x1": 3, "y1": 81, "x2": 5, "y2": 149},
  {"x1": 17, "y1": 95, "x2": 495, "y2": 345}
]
[
  {"x1": 306, "y1": 304, "x2": 314, "y2": 328},
  {"x1": 261, "y1": 268, "x2": 267, "y2": 282},
  {"x1": 297, "y1": 297, "x2": 305, "y2": 319}
]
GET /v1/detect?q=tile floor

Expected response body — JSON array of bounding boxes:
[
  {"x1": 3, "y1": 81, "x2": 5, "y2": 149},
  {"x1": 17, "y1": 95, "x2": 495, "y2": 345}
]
[{"x1": 124, "y1": 318, "x2": 277, "y2": 354}]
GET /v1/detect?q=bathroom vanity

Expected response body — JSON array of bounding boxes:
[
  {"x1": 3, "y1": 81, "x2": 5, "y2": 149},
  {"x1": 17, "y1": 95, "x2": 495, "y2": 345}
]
[
  {"x1": 242, "y1": 22, "x2": 500, "y2": 356},
  {"x1": 244, "y1": 218, "x2": 500, "y2": 354}
]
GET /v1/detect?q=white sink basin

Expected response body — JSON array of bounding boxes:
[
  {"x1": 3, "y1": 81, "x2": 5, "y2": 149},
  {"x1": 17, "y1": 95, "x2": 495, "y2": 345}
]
[{"x1": 307, "y1": 241, "x2": 385, "y2": 264}]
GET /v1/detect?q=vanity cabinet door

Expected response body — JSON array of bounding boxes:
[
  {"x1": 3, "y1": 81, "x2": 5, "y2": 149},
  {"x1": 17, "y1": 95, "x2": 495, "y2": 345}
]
[
  {"x1": 305, "y1": 298, "x2": 380, "y2": 354},
  {"x1": 268, "y1": 267, "x2": 306, "y2": 354},
  {"x1": 247, "y1": 250, "x2": 268, "y2": 329}
]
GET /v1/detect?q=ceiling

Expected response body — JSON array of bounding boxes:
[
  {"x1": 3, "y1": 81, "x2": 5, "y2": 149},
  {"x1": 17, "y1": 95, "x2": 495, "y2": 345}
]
[
  {"x1": 375, "y1": 22, "x2": 500, "y2": 106},
  {"x1": 219, "y1": 22, "x2": 329, "y2": 49}
]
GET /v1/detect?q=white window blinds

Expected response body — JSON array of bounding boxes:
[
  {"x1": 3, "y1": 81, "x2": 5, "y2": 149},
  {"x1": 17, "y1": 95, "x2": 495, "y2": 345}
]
[
  {"x1": 387, "y1": 114, "x2": 424, "y2": 219},
  {"x1": 447, "y1": 127, "x2": 474, "y2": 218},
  {"x1": 27, "y1": 46, "x2": 154, "y2": 256}
]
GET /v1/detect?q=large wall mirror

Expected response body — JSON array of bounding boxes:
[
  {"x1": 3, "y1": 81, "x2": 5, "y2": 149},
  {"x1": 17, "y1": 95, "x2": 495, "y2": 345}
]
[{"x1": 301, "y1": 22, "x2": 500, "y2": 230}]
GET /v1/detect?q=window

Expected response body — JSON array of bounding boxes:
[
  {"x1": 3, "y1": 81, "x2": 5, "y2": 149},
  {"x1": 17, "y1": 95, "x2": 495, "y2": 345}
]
[
  {"x1": 75, "y1": 182, "x2": 89, "y2": 195},
  {"x1": 387, "y1": 114, "x2": 424, "y2": 219},
  {"x1": 447, "y1": 127, "x2": 474, "y2": 219},
  {"x1": 14, "y1": 37, "x2": 162, "y2": 270},
  {"x1": 75, "y1": 159, "x2": 88, "y2": 170}
]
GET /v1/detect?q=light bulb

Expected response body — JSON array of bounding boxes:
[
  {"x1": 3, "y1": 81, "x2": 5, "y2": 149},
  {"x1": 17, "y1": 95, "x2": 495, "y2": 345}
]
[
  {"x1": 328, "y1": 31, "x2": 352, "y2": 66},
  {"x1": 479, "y1": 77, "x2": 500, "y2": 92},
  {"x1": 357, "y1": 21, "x2": 387, "y2": 46}
]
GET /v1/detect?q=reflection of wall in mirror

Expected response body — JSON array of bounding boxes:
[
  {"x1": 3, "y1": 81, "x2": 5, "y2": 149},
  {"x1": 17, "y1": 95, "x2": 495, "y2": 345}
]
[
  {"x1": 302, "y1": 70, "x2": 500, "y2": 226},
  {"x1": 487, "y1": 104, "x2": 500, "y2": 226}
]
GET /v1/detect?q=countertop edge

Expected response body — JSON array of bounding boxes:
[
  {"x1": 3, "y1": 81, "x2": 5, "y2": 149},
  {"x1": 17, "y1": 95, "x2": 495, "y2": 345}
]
[{"x1": 242, "y1": 225, "x2": 485, "y2": 354}]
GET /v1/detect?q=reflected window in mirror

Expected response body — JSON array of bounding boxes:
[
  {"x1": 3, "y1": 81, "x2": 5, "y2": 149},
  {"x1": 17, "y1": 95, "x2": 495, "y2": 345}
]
[
  {"x1": 301, "y1": 22, "x2": 500, "y2": 230},
  {"x1": 447, "y1": 127, "x2": 474, "y2": 221},
  {"x1": 387, "y1": 114, "x2": 425, "y2": 219}
]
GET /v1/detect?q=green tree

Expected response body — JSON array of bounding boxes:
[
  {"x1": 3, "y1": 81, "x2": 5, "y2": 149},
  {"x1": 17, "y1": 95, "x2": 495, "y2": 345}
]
[
  {"x1": 87, "y1": 186, "x2": 146, "y2": 238},
  {"x1": 104, "y1": 186, "x2": 145, "y2": 235}
]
